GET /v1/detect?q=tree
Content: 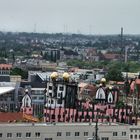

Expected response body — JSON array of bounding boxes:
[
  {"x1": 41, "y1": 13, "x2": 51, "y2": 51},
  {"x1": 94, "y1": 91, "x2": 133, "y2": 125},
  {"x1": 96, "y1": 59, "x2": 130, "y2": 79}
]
[
  {"x1": 105, "y1": 68, "x2": 123, "y2": 81},
  {"x1": 116, "y1": 101, "x2": 125, "y2": 109},
  {"x1": 10, "y1": 68, "x2": 28, "y2": 79}
]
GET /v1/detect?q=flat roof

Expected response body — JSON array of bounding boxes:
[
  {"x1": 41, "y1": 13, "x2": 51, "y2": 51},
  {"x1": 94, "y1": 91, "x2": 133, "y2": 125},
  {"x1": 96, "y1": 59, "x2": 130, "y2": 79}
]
[{"x1": 0, "y1": 122, "x2": 129, "y2": 127}]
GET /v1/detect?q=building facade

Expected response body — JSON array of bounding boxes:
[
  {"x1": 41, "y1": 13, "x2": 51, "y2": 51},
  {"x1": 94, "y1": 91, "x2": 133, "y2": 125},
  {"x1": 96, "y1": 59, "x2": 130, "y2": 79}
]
[{"x1": 0, "y1": 123, "x2": 130, "y2": 140}]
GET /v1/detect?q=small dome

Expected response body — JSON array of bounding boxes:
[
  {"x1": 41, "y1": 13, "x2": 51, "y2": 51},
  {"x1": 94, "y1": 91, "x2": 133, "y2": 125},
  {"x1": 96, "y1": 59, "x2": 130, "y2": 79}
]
[
  {"x1": 99, "y1": 83, "x2": 102, "y2": 87},
  {"x1": 63, "y1": 72, "x2": 70, "y2": 80},
  {"x1": 50, "y1": 72, "x2": 58, "y2": 80},
  {"x1": 25, "y1": 89, "x2": 28, "y2": 93},
  {"x1": 101, "y1": 78, "x2": 106, "y2": 83},
  {"x1": 109, "y1": 86, "x2": 112, "y2": 90}
]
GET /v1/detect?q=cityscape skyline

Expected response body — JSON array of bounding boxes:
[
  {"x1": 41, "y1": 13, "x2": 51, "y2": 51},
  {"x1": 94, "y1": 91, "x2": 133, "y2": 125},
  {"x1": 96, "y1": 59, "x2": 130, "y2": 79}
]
[{"x1": 0, "y1": 0, "x2": 140, "y2": 34}]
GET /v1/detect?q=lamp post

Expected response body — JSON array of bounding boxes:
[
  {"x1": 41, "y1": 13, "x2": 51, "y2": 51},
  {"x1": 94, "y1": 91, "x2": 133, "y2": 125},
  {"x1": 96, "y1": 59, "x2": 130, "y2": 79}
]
[
  {"x1": 95, "y1": 118, "x2": 98, "y2": 140},
  {"x1": 93, "y1": 109, "x2": 99, "y2": 140},
  {"x1": 92, "y1": 119, "x2": 99, "y2": 140}
]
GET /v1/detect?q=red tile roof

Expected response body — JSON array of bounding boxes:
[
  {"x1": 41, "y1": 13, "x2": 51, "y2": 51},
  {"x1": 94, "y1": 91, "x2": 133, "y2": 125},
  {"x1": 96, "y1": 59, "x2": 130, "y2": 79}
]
[
  {"x1": 103, "y1": 53, "x2": 120, "y2": 60},
  {"x1": 0, "y1": 112, "x2": 23, "y2": 122},
  {"x1": 136, "y1": 79, "x2": 140, "y2": 84},
  {"x1": 0, "y1": 64, "x2": 12, "y2": 70}
]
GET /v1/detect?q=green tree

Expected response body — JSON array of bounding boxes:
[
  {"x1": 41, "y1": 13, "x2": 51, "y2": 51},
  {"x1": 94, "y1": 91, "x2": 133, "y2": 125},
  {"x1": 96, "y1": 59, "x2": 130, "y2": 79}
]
[
  {"x1": 105, "y1": 68, "x2": 123, "y2": 81},
  {"x1": 10, "y1": 68, "x2": 28, "y2": 79},
  {"x1": 116, "y1": 101, "x2": 125, "y2": 109}
]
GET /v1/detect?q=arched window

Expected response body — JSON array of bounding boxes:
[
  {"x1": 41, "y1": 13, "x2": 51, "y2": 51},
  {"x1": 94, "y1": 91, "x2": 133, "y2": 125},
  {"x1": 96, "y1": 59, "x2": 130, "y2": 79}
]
[{"x1": 108, "y1": 92, "x2": 113, "y2": 103}]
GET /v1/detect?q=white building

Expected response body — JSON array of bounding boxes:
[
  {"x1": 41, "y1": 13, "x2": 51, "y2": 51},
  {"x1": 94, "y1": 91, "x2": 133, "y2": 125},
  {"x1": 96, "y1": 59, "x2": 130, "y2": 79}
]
[{"x1": 0, "y1": 122, "x2": 131, "y2": 140}]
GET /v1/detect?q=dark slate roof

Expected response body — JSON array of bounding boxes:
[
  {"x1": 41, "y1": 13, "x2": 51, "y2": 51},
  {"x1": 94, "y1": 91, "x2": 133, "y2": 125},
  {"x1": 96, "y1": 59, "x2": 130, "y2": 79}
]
[
  {"x1": 0, "y1": 75, "x2": 10, "y2": 82},
  {"x1": 20, "y1": 81, "x2": 46, "y2": 88}
]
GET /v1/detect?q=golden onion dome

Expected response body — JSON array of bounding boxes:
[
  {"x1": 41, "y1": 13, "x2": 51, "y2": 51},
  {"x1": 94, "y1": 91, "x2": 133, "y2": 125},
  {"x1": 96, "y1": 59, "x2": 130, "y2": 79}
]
[
  {"x1": 50, "y1": 72, "x2": 58, "y2": 80},
  {"x1": 101, "y1": 78, "x2": 106, "y2": 83},
  {"x1": 63, "y1": 72, "x2": 70, "y2": 80}
]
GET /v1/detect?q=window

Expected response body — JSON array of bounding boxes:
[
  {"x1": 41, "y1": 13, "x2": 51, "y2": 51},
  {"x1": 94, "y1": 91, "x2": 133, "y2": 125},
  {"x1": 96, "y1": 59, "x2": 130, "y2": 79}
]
[
  {"x1": 7, "y1": 133, "x2": 12, "y2": 138},
  {"x1": 122, "y1": 132, "x2": 126, "y2": 136},
  {"x1": 135, "y1": 134, "x2": 137, "y2": 139},
  {"x1": 57, "y1": 99, "x2": 62, "y2": 104},
  {"x1": 49, "y1": 86, "x2": 52, "y2": 90},
  {"x1": 92, "y1": 132, "x2": 95, "y2": 136},
  {"x1": 113, "y1": 132, "x2": 117, "y2": 136},
  {"x1": 32, "y1": 96, "x2": 37, "y2": 100},
  {"x1": 130, "y1": 134, "x2": 133, "y2": 139},
  {"x1": 101, "y1": 137, "x2": 109, "y2": 140},
  {"x1": 57, "y1": 92, "x2": 62, "y2": 98},
  {"x1": 130, "y1": 129, "x2": 133, "y2": 132},
  {"x1": 84, "y1": 89, "x2": 90, "y2": 94},
  {"x1": 57, "y1": 132, "x2": 61, "y2": 136},
  {"x1": 35, "y1": 132, "x2": 40, "y2": 138},
  {"x1": 75, "y1": 132, "x2": 80, "y2": 136},
  {"x1": 0, "y1": 133, "x2": 2, "y2": 138},
  {"x1": 45, "y1": 138, "x2": 52, "y2": 140},
  {"x1": 26, "y1": 132, "x2": 31, "y2": 138},
  {"x1": 52, "y1": 114, "x2": 55, "y2": 119},
  {"x1": 66, "y1": 132, "x2": 71, "y2": 136},
  {"x1": 51, "y1": 99, "x2": 54, "y2": 104},
  {"x1": 84, "y1": 132, "x2": 88, "y2": 136},
  {"x1": 59, "y1": 86, "x2": 64, "y2": 91},
  {"x1": 16, "y1": 133, "x2": 22, "y2": 138},
  {"x1": 49, "y1": 93, "x2": 52, "y2": 97},
  {"x1": 39, "y1": 97, "x2": 44, "y2": 100}
]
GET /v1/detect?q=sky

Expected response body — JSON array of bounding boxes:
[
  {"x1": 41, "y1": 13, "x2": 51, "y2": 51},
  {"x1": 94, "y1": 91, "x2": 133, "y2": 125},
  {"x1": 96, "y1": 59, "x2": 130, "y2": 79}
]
[{"x1": 0, "y1": 0, "x2": 140, "y2": 34}]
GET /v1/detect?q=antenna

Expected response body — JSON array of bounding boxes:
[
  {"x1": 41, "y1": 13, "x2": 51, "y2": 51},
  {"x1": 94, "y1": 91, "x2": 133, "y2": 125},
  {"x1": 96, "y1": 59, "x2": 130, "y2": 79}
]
[
  {"x1": 125, "y1": 46, "x2": 129, "y2": 63},
  {"x1": 120, "y1": 27, "x2": 123, "y2": 48}
]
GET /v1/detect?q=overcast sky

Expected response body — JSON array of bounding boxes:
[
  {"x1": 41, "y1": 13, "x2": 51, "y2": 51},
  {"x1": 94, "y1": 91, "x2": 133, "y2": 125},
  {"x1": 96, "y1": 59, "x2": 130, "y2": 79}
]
[{"x1": 0, "y1": 0, "x2": 139, "y2": 34}]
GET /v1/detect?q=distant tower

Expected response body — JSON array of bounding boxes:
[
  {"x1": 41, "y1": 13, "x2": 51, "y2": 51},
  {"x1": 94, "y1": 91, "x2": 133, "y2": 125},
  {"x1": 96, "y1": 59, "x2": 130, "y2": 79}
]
[
  {"x1": 120, "y1": 27, "x2": 124, "y2": 62},
  {"x1": 121, "y1": 27, "x2": 123, "y2": 48}
]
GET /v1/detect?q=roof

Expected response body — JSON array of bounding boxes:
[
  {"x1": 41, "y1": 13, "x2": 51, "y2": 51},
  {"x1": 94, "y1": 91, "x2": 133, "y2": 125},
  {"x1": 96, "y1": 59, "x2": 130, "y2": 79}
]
[
  {"x1": 0, "y1": 64, "x2": 12, "y2": 70},
  {"x1": 0, "y1": 75, "x2": 10, "y2": 82},
  {"x1": 37, "y1": 72, "x2": 52, "y2": 81},
  {"x1": 31, "y1": 88, "x2": 45, "y2": 91},
  {"x1": 0, "y1": 112, "x2": 23, "y2": 122},
  {"x1": 80, "y1": 84, "x2": 97, "y2": 97},
  {"x1": 116, "y1": 82, "x2": 124, "y2": 85},
  {"x1": 78, "y1": 82, "x2": 88, "y2": 88},
  {"x1": 103, "y1": 53, "x2": 120, "y2": 60},
  {"x1": 136, "y1": 79, "x2": 140, "y2": 84},
  {"x1": 0, "y1": 87, "x2": 15, "y2": 95},
  {"x1": 0, "y1": 122, "x2": 124, "y2": 126}
]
